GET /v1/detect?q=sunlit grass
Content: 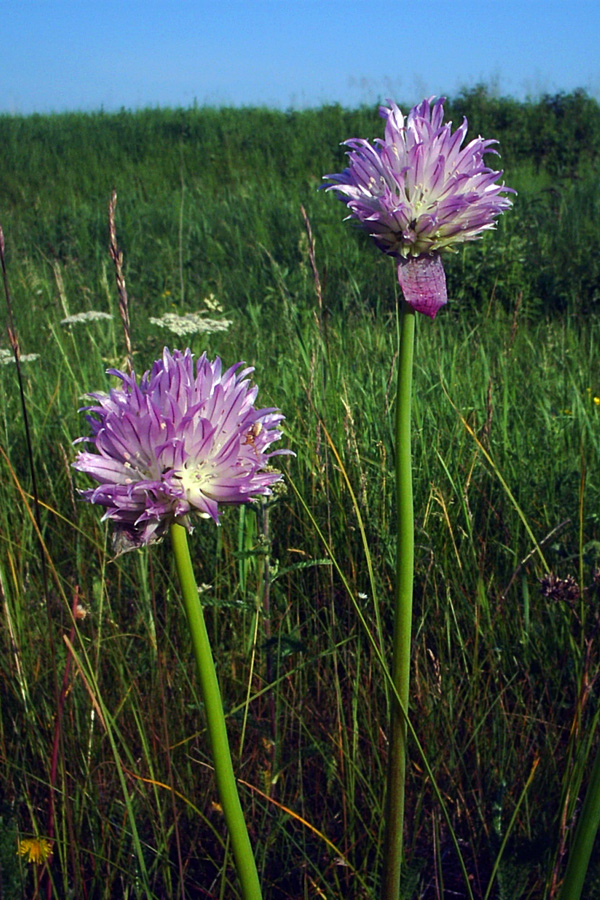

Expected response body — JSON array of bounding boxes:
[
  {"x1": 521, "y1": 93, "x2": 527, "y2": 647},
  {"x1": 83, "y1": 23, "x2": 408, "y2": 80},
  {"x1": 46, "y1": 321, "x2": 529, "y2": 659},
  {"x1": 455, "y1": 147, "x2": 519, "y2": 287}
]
[{"x1": 1, "y1": 98, "x2": 600, "y2": 898}]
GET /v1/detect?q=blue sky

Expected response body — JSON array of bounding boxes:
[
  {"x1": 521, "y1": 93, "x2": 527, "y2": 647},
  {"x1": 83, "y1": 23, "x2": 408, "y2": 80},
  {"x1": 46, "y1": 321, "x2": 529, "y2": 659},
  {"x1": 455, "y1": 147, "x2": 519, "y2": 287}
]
[{"x1": 1, "y1": 0, "x2": 598, "y2": 114}]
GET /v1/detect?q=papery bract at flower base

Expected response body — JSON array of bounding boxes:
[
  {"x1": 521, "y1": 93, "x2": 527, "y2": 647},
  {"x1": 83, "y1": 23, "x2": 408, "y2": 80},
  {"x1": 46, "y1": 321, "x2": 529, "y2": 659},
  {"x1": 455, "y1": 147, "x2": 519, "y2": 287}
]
[
  {"x1": 73, "y1": 348, "x2": 290, "y2": 552},
  {"x1": 323, "y1": 96, "x2": 515, "y2": 317},
  {"x1": 397, "y1": 255, "x2": 448, "y2": 319}
]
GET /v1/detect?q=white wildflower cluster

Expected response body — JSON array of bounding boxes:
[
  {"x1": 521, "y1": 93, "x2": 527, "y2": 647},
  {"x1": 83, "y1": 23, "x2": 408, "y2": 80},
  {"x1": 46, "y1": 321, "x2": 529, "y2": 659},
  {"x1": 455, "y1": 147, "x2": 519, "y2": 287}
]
[
  {"x1": 149, "y1": 313, "x2": 233, "y2": 337},
  {"x1": 0, "y1": 349, "x2": 40, "y2": 365},
  {"x1": 203, "y1": 292, "x2": 222, "y2": 312},
  {"x1": 60, "y1": 311, "x2": 113, "y2": 326},
  {"x1": 150, "y1": 293, "x2": 232, "y2": 337}
]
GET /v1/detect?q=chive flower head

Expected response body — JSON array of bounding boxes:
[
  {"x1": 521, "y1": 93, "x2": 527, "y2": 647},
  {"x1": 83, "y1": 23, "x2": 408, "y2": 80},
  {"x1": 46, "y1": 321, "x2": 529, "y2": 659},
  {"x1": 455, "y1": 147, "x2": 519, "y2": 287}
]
[
  {"x1": 323, "y1": 97, "x2": 514, "y2": 317},
  {"x1": 73, "y1": 348, "x2": 289, "y2": 550}
]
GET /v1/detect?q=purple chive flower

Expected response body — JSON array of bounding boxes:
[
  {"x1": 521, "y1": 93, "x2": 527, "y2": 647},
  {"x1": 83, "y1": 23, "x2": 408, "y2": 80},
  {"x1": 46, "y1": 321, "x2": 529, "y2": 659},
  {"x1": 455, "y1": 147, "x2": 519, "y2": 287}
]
[
  {"x1": 73, "y1": 348, "x2": 289, "y2": 551},
  {"x1": 323, "y1": 97, "x2": 515, "y2": 318}
]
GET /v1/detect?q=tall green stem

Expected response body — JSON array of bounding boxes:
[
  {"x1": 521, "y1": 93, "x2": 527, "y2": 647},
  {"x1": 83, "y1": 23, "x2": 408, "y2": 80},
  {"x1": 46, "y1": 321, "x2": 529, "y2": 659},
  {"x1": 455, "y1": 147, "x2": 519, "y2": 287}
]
[
  {"x1": 170, "y1": 523, "x2": 262, "y2": 900},
  {"x1": 382, "y1": 301, "x2": 416, "y2": 900},
  {"x1": 558, "y1": 738, "x2": 600, "y2": 900}
]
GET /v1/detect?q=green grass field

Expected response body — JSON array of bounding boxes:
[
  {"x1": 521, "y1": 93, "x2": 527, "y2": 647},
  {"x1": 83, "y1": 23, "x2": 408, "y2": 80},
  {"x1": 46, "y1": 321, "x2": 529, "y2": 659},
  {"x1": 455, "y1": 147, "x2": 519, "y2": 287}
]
[{"x1": 1, "y1": 90, "x2": 599, "y2": 898}]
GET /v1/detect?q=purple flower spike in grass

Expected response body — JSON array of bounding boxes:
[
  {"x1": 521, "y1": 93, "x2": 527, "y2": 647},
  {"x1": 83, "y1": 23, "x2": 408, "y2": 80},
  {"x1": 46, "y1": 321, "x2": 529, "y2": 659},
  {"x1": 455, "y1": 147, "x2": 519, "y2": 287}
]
[
  {"x1": 324, "y1": 96, "x2": 515, "y2": 317},
  {"x1": 74, "y1": 347, "x2": 288, "y2": 551}
]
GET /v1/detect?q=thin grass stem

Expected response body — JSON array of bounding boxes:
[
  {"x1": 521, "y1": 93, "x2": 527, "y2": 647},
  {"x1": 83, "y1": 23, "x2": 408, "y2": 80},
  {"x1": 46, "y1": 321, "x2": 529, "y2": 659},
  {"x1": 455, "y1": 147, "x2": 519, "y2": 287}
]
[{"x1": 558, "y1": 740, "x2": 600, "y2": 900}]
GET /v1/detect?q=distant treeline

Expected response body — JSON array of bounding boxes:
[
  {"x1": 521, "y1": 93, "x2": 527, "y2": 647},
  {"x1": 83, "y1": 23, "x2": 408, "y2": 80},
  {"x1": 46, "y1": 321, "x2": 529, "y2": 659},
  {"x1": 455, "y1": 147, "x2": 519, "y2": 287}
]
[
  {"x1": 1, "y1": 85, "x2": 599, "y2": 317},
  {"x1": 448, "y1": 85, "x2": 600, "y2": 176},
  {"x1": 3, "y1": 85, "x2": 599, "y2": 183}
]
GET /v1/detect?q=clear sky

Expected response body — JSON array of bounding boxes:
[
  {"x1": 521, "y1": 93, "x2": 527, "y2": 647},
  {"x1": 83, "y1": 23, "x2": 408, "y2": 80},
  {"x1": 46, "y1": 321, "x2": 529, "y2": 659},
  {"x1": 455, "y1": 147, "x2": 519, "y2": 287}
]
[{"x1": 1, "y1": 0, "x2": 598, "y2": 114}]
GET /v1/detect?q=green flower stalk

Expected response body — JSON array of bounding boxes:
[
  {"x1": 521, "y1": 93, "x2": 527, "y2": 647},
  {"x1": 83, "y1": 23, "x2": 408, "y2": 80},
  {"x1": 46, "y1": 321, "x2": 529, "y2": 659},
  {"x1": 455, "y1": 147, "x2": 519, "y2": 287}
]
[
  {"x1": 324, "y1": 97, "x2": 514, "y2": 898},
  {"x1": 383, "y1": 300, "x2": 415, "y2": 898},
  {"x1": 170, "y1": 522, "x2": 262, "y2": 900},
  {"x1": 74, "y1": 348, "x2": 292, "y2": 900}
]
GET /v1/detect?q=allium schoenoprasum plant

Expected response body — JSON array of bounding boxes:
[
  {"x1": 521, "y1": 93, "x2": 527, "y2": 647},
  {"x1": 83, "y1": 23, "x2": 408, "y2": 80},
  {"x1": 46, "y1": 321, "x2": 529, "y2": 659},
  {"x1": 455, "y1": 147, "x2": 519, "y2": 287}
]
[
  {"x1": 1, "y1": 94, "x2": 600, "y2": 899},
  {"x1": 323, "y1": 97, "x2": 515, "y2": 317},
  {"x1": 73, "y1": 346, "x2": 292, "y2": 900},
  {"x1": 324, "y1": 96, "x2": 515, "y2": 900}
]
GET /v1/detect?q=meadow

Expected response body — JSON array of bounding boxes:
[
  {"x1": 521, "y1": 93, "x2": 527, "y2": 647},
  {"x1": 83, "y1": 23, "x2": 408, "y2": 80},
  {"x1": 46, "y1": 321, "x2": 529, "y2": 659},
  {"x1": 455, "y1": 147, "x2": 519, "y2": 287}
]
[{"x1": 0, "y1": 87, "x2": 599, "y2": 898}]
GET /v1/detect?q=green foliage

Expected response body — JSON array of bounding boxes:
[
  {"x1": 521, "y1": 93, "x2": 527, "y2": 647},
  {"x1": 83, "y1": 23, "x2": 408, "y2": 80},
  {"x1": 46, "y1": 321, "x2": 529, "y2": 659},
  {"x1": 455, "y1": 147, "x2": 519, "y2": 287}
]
[
  {"x1": 448, "y1": 85, "x2": 600, "y2": 176},
  {"x1": 0, "y1": 816, "x2": 23, "y2": 899},
  {"x1": 0, "y1": 93, "x2": 599, "y2": 898},
  {"x1": 1, "y1": 89, "x2": 599, "y2": 325}
]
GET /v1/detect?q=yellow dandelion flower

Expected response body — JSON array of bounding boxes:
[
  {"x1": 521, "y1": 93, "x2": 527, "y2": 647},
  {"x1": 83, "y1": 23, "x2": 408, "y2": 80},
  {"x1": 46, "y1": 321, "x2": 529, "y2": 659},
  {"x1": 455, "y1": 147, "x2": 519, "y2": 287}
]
[
  {"x1": 17, "y1": 837, "x2": 53, "y2": 865},
  {"x1": 594, "y1": 396, "x2": 600, "y2": 406}
]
